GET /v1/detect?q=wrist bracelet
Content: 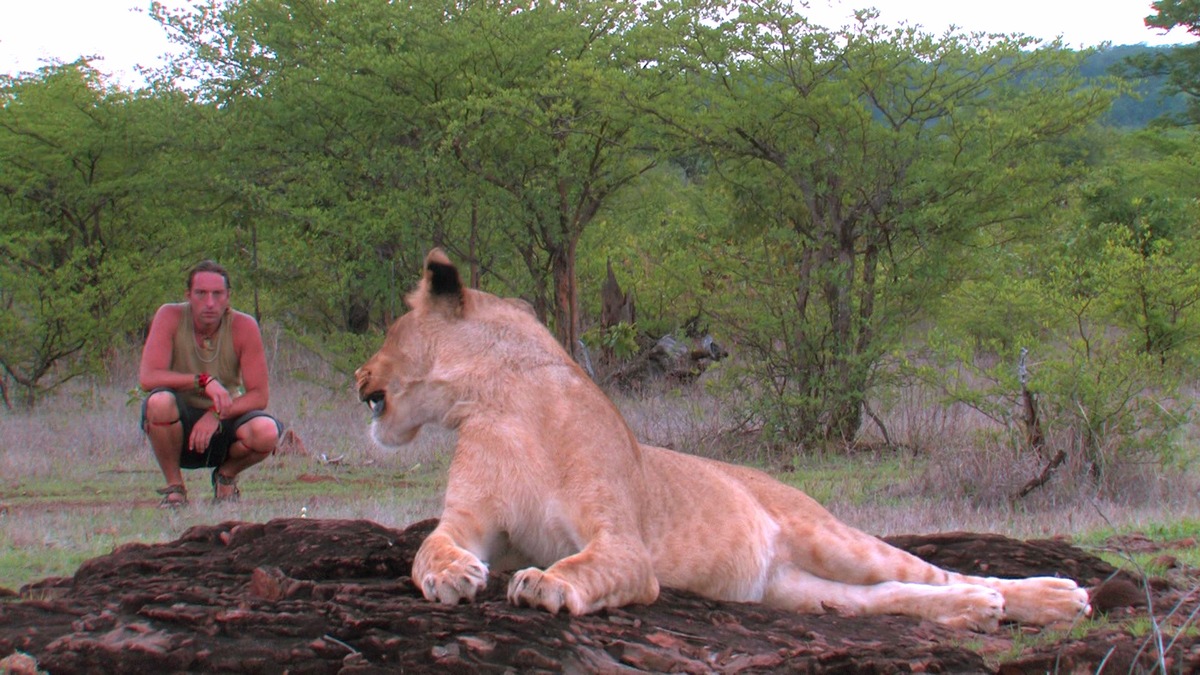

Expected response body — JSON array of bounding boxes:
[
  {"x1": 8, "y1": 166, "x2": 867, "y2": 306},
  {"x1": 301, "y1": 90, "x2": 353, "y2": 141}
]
[
  {"x1": 210, "y1": 407, "x2": 220, "y2": 420},
  {"x1": 197, "y1": 372, "x2": 214, "y2": 389}
]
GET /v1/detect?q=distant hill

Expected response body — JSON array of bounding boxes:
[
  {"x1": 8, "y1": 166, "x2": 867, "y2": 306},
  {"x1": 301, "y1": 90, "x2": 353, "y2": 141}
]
[{"x1": 1082, "y1": 44, "x2": 1189, "y2": 128}]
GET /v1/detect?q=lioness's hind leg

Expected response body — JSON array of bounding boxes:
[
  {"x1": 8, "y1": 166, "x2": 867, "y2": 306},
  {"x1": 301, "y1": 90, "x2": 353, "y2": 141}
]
[
  {"x1": 979, "y1": 576, "x2": 1091, "y2": 625},
  {"x1": 763, "y1": 567, "x2": 1005, "y2": 632},
  {"x1": 777, "y1": 517, "x2": 1090, "y2": 626}
]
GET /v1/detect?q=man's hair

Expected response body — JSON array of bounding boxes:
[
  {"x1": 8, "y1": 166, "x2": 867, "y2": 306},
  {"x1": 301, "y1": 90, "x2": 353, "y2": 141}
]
[{"x1": 188, "y1": 260, "x2": 232, "y2": 291}]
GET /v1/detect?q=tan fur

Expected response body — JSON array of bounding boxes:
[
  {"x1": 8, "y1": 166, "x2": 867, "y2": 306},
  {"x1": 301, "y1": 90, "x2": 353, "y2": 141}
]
[{"x1": 355, "y1": 249, "x2": 1091, "y2": 630}]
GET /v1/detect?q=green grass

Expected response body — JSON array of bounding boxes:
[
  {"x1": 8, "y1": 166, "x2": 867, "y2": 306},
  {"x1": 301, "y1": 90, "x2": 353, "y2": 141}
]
[
  {"x1": 1136, "y1": 518, "x2": 1200, "y2": 543},
  {"x1": 1073, "y1": 517, "x2": 1200, "y2": 575},
  {"x1": 1076, "y1": 517, "x2": 1200, "y2": 545},
  {"x1": 1125, "y1": 615, "x2": 1200, "y2": 639},
  {"x1": 777, "y1": 453, "x2": 916, "y2": 507},
  {"x1": 0, "y1": 459, "x2": 447, "y2": 591},
  {"x1": 975, "y1": 615, "x2": 1112, "y2": 669}
]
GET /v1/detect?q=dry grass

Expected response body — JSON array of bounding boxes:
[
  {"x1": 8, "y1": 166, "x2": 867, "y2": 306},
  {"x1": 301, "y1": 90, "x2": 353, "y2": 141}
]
[
  {"x1": 615, "y1": 374, "x2": 1200, "y2": 539},
  {"x1": 1, "y1": 339, "x2": 1198, "y2": 592}
]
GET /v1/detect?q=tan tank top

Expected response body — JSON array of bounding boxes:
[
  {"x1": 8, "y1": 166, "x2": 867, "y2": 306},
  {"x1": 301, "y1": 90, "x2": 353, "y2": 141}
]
[{"x1": 171, "y1": 303, "x2": 242, "y2": 409}]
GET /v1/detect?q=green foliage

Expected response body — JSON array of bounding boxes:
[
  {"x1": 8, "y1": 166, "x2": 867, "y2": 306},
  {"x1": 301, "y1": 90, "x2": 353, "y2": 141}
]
[
  {"x1": 922, "y1": 129, "x2": 1200, "y2": 485},
  {"x1": 1080, "y1": 130, "x2": 1200, "y2": 363},
  {"x1": 154, "y1": 0, "x2": 484, "y2": 335},
  {"x1": 637, "y1": 0, "x2": 1113, "y2": 447},
  {"x1": 928, "y1": 314, "x2": 1188, "y2": 491},
  {"x1": 432, "y1": 0, "x2": 661, "y2": 349},
  {"x1": 152, "y1": 0, "x2": 662, "y2": 359},
  {"x1": 286, "y1": 329, "x2": 384, "y2": 382},
  {"x1": 1119, "y1": 1, "x2": 1200, "y2": 126},
  {"x1": 582, "y1": 322, "x2": 641, "y2": 360},
  {"x1": 1145, "y1": 0, "x2": 1200, "y2": 33},
  {"x1": 1084, "y1": 44, "x2": 1189, "y2": 127},
  {"x1": 0, "y1": 64, "x2": 197, "y2": 405},
  {"x1": 576, "y1": 162, "x2": 729, "y2": 338}
]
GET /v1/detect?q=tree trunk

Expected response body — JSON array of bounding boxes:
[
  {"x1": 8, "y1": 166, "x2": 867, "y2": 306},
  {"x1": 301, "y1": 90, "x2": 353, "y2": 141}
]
[
  {"x1": 468, "y1": 201, "x2": 482, "y2": 289},
  {"x1": 825, "y1": 220, "x2": 866, "y2": 443},
  {"x1": 549, "y1": 240, "x2": 580, "y2": 359},
  {"x1": 600, "y1": 260, "x2": 635, "y2": 364}
]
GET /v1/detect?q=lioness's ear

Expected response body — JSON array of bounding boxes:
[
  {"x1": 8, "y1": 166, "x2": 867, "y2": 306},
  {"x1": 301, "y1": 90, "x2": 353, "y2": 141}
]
[{"x1": 420, "y1": 248, "x2": 465, "y2": 315}]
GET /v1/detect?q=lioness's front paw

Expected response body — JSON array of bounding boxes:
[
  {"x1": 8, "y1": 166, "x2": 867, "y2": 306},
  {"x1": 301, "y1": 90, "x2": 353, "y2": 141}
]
[
  {"x1": 413, "y1": 553, "x2": 488, "y2": 606},
  {"x1": 508, "y1": 568, "x2": 586, "y2": 615}
]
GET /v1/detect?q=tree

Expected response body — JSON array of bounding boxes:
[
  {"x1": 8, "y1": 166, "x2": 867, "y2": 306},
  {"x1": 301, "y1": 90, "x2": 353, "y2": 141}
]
[
  {"x1": 1080, "y1": 129, "x2": 1200, "y2": 362},
  {"x1": 909, "y1": 122, "x2": 1200, "y2": 491},
  {"x1": 1146, "y1": 0, "x2": 1200, "y2": 37},
  {"x1": 439, "y1": 0, "x2": 660, "y2": 354},
  {"x1": 1123, "y1": 0, "x2": 1200, "y2": 125},
  {"x1": 639, "y1": 0, "x2": 1113, "y2": 447},
  {"x1": 577, "y1": 160, "x2": 728, "y2": 341},
  {"x1": 0, "y1": 64, "x2": 195, "y2": 405},
  {"x1": 152, "y1": 0, "x2": 473, "y2": 344},
  {"x1": 153, "y1": 0, "x2": 665, "y2": 363}
]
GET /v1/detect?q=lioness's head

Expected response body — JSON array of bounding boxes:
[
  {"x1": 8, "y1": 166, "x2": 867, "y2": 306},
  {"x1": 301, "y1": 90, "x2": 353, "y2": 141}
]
[
  {"x1": 354, "y1": 249, "x2": 465, "y2": 447},
  {"x1": 355, "y1": 248, "x2": 566, "y2": 448}
]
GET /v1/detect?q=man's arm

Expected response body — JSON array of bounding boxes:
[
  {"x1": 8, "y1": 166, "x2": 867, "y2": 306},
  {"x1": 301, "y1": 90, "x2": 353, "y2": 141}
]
[
  {"x1": 224, "y1": 311, "x2": 270, "y2": 418},
  {"x1": 139, "y1": 304, "x2": 193, "y2": 392}
]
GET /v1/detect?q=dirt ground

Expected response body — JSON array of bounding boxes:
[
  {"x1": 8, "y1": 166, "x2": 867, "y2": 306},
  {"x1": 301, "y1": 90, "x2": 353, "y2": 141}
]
[{"x1": 0, "y1": 518, "x2": 1197, "y2": 674}]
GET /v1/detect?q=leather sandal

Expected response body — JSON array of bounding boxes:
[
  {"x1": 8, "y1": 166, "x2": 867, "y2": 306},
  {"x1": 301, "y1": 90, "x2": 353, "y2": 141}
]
[
  {"x1": 212, "y1": 469, "x2": 240, "y2": 503},
  {"x1": 156, "y1": 484, "x2": 188, "y2": 509}
]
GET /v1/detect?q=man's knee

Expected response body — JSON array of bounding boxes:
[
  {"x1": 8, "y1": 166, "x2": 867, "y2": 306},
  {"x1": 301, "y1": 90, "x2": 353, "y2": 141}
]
[
  {"x1": 239, "y1": 416, "x2": 281, "y2": 454},
  {"x1": 144, "y1": 391, "x2": 180, "y2": 425}
]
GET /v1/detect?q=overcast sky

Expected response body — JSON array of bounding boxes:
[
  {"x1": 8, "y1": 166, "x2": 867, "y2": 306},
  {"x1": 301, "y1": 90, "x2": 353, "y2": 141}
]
[{"x1": 1, "y1": 0, "x2": 1196, "y2": 88}]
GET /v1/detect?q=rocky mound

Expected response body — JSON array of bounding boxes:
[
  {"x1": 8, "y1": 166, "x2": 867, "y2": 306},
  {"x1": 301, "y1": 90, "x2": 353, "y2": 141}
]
[{"x1": 1, "y1": 518, "x2": 1196, "y2": 674}]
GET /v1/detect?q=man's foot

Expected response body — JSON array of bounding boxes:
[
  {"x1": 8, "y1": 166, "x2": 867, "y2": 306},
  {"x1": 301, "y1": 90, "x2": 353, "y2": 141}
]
[
  {"x1": 212, "y1": 469, "x2": 240, "y2": 503},
  {"x1": 156, "y1": 484, "x2": 188, "y2": 509}
]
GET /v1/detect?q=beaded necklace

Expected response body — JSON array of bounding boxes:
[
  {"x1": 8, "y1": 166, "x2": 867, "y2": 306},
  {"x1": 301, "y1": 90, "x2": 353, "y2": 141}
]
[{"x1": 192, "y1": 318, "x2": 223, "y2": 364}]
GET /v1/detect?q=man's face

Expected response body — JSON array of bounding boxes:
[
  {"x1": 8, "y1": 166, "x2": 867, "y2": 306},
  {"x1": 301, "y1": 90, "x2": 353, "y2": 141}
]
[{"x1": 187, "y1": 271, "x2": 230, "y2": 327}]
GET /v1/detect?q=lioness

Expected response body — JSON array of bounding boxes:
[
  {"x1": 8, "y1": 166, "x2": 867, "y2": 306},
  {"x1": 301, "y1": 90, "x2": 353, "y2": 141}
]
[{"x1": 355, "y1": 249, "x2": 1090, "y2": 631}]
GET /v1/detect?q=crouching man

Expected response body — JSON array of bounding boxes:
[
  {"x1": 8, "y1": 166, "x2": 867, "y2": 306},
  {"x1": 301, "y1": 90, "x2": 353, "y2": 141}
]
[{"x1": 138, "y1": 260, "x2": 282, "y2": 507}]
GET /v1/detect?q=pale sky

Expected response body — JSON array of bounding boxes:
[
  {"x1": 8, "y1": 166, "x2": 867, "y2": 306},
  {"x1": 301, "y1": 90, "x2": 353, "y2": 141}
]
[{"x1": 1, "y1": 0, "x2": 1196, "y2": 88}]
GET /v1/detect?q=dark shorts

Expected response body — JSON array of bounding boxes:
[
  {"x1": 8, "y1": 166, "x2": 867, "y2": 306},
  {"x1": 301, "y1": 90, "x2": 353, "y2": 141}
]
[{"x1": 140, "y1": 388, "x2": 284, "y2": 469}]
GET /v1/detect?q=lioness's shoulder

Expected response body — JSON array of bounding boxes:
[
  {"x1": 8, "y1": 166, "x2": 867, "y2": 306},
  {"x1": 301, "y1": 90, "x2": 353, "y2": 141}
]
[{"x1": 503, "y1": 297, "x2": 537, "y2": 317}]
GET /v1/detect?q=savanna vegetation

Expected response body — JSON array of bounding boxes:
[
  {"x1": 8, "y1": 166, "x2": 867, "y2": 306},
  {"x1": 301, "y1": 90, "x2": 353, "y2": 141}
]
[{"x1": 2, "y1": 0, "x2": 1200, "y2": 591}]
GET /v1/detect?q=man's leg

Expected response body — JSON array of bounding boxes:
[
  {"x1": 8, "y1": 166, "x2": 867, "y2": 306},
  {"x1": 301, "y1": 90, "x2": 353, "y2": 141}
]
[
  {"x1": 214, "y1": 415, "x2": 280, "y2": 500},
  {"x1": 143, "y1": 390, "x2": 187, "y2": 504}
]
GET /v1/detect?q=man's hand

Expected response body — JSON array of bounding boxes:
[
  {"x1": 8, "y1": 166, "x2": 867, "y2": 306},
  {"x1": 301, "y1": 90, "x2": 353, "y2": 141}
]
[
  {"x1": 204, "y1": 379, "x2": 234, "y2": 414},
  {"x1": 189, "y1": 412, "x2": 221, "y2": 453}
]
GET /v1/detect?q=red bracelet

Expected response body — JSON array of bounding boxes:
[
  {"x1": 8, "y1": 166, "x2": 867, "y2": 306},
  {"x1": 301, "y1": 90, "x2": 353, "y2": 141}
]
[{"x1": 197, "y1": 372, "x2": 214, "y2": 389}]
